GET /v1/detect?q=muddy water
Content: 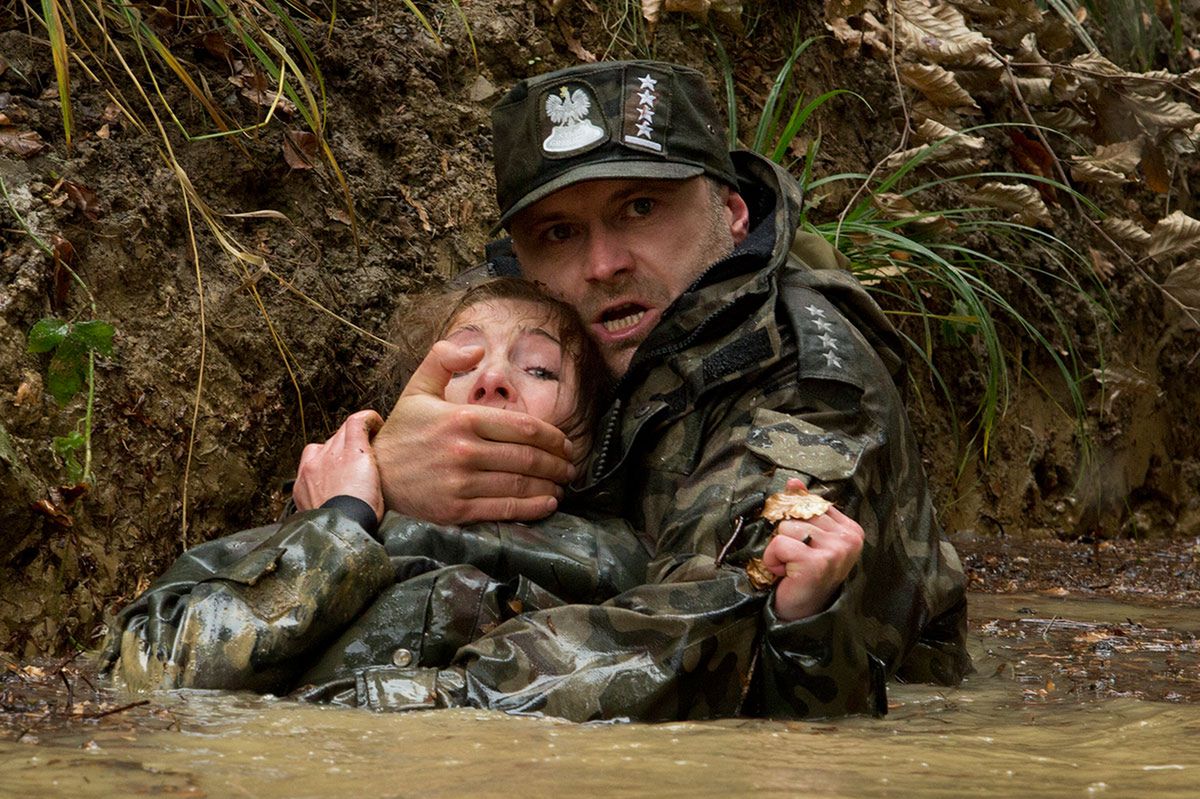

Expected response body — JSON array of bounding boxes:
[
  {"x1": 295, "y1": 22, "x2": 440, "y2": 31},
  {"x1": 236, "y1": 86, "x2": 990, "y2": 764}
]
[{"x1": 2, "y1": 592, "x2": 1198, "y2": 798}]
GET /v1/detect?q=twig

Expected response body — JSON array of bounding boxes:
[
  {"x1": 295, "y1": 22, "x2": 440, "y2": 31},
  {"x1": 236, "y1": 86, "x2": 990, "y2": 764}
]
[
  {"x1": 716, "y1": 515, "x2": 745, "y2": 566},
  {"x1": 1004, "y1": 61, "x2": 1200, "y2": 102},
  {"x1": 85, "y1": 699, "x2": 149, "y2": 720}
]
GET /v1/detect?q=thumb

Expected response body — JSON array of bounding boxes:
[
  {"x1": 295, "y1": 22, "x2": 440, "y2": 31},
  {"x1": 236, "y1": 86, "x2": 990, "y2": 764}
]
[
  {"x1": 344, "y1": 409, "x2": 384, "y2": 446},
  {"x1": 400, "y1": 340, "x2": 483, "y2": 399}
]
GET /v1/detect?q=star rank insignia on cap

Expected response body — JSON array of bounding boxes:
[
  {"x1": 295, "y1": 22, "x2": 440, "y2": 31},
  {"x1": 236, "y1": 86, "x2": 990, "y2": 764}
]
[{"x1": 622, "y1": 68, "x2": 668, "y2": 154}]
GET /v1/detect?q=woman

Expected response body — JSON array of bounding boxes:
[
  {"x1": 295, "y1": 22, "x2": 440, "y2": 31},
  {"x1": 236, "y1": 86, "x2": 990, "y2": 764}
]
[{"x1": 102, "y1": 279, "x2": 648, "y2": 700}]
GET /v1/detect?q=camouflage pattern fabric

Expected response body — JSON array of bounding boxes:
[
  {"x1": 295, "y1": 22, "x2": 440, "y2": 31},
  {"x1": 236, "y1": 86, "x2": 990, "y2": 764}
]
[{"x1": 103, "y1": 150, "x2": 970, "y2": 721}]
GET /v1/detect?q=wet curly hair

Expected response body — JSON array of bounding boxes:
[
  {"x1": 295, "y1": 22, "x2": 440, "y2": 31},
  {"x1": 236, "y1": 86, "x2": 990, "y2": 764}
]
[{"x1": 375, "y1": 277, "x2": 612, "y2": 448}]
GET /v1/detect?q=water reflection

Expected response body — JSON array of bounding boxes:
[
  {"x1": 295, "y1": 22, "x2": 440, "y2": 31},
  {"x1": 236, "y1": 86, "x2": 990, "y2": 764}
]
[{"x1": 2, "y1": 592, "x2": 1197, "y2": 798}]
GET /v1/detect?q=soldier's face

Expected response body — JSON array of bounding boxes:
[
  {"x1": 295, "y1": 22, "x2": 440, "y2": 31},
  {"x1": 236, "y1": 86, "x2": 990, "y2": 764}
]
[
  {"x1": 441, "y1": 299, "x2": 580, "y2": 430},
  {"x1": 509, "y1": 177, "x2": 749, "y2": 375}
]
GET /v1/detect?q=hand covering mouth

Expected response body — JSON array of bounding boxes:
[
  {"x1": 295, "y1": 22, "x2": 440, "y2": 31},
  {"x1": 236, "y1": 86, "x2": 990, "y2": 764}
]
[{"x1": 599, "y1": 303, "x2": 649, "y2": 334}]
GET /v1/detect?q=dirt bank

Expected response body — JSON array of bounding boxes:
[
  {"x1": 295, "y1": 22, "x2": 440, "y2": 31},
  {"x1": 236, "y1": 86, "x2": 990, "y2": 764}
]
[{"x1": 0, "y1": 1, "x2": 1197, "y2": 658}]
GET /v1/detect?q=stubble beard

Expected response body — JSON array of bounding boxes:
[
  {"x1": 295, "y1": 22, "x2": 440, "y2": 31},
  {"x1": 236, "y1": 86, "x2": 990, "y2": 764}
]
[{"x1": 600, "y1": 209, "x2": 737, "y2": 377}]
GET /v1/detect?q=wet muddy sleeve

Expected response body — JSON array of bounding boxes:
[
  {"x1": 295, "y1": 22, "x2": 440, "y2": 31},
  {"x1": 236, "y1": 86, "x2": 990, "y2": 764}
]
[
  {"x1": 311, "y1": 568, "x2": 766, "y2": 721},
  {"x1": 376, "y1": 512, "x2": 650, "y2": 603},
  {"x1": 105, "y1": 509, "x2": 393, "y2": 694}
]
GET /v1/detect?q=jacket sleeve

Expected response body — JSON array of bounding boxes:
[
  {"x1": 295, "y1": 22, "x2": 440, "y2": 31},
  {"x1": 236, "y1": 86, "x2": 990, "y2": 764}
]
[
  {"x1": 375, "y1": 511, "x2": 650, "y2": 603},
  {"x1": 101, "y1": 509, "x2": 394, "y2": 692}
]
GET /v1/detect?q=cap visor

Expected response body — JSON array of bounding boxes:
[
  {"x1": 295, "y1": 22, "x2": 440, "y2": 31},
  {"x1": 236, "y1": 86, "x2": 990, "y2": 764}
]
[{"x1": 493, "y1": 160, "x2": 705, "y2": 233}]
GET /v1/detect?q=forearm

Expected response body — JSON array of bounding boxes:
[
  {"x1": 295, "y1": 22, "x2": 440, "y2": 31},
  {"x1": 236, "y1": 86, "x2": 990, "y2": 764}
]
[
  {"x1": 376, "y1": 511, "x2": 650, "y2": 603},
  {"x1": 104, "y1": 509, "x2": 393, "y2": 693},
  {"x1": 298, "y1": 567, "x2": 766, "y2": 721}
]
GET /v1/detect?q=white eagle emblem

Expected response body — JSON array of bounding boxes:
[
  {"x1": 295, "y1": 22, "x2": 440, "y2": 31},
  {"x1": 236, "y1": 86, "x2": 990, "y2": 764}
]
[{"x1": 542, "y1": 85, "x2": 605, "y2": 154}]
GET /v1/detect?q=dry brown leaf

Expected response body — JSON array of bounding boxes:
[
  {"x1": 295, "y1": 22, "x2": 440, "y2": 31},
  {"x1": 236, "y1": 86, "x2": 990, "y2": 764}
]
[
  {"x1": 1126, "y1": 91, "x2": 1200, "y2": 135},
  {"x1": 968, "y1": 182, "x2": 1053, "y2": 227},
  {"x1": 1015, "y1": 32, "x2": 1053, "y2": 76},
  {"x1": 910, "y1": 99, "x2": 965, "y2": 129},
  {"x1": 1005, "y1": 75, "x2": 1055, "y2": 105},
  {"x1": 899, "y1": 63, "x2": 979, "y2": 109},
  {"x1": 761, "y1": 482, "x2": 833, "y2": 523},
  {"x1": 556, "y1": 16, "x2": 596, "y2": 63},
  {"x1": 1165, "y1": 123, "x2": 1199, "y2": 156},
  {"x1": 1070, "y1": 139, "x2": 1143, "y2": 185},
  {"x1": 1148, "y1": 211, "x2": 1200, "y2": 261},
  {"x1": 913, "y1": 117, "x2": 985, "y2": 151},
  {"x1": 826, "y1": 12, "x2": 892, "y2": 58},
  {"x1": 641, "y1": 0, "x2": 742, "y2": 26},
  {"x1": 230, "y1": 70, "x2": 297, "y2": 115},
  {"x1": 1032, "y1": 107, "x2": 1090, "y2": 134},
  {"x1": 745, "y1": 557, "x2": 778, "y2": 590},
  {"x1": 1088, "y1": 247, "x2": 1116, "y2": 282},
  {"x1": 872, "y1": 192, "x2": 950, "y2": 233},
  {"x1": 1101, "y1": 217, "x2": 1151, "y2": 248},
  {"x1": 0, "y1": 126, "x2": 47, "y2": 158},
  {"x1": 400, "y1": 185, "x2": 433, "y2": 233},
  {"x1": 282, "y1": 129, "x2": 317, "y2": 170},
  {"x1": 1162, "y1": 260, "x2": 1200, "y2": 326},
  {"x1": 1069, "y1": 52, "x2": 1127, "y2": 79},
  {"x1": 893, "y1": 0, "x2": 992, "y2": 63}
]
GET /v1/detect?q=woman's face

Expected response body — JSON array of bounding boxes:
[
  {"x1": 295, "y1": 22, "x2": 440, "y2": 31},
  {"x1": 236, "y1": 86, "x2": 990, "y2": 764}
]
[{"x1": 441, "y1": 299, "x2": 580, "y2": 431}]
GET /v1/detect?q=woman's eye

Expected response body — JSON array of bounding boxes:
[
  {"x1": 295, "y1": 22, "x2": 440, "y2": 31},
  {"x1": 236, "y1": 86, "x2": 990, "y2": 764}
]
[
  {"x1": 526, "y1": 366, "x2": 559, "y2": 381},
  {"x1": 449, "y1": 369, "x2": 474, "y2": 379},
  {"x1": 627, "y1": 197, "x2": 654, "y2": 217}
]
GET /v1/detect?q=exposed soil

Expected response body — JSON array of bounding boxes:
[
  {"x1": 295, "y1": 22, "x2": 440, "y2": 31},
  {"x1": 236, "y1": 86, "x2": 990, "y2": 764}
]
[{"x1": 0, "y1": 0, "x2": 1198, "y2": 660}]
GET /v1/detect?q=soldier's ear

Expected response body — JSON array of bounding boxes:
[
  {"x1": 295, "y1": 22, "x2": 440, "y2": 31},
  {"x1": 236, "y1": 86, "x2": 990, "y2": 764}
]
[{"x1": 727, "y1": 190, "x2": 750, "y2": 245}]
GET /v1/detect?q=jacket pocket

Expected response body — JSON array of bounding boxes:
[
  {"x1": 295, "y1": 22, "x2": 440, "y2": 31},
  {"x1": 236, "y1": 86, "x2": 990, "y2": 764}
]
[{"x1": 746, "y1": 407, "x2": 863, "y2": 483}]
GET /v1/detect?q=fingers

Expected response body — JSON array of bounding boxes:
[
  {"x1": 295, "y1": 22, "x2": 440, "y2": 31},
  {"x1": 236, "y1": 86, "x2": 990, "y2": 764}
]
[
  {"x1": 467, "y1": 405, "x2": 573, "y2": 462},
  {"x1": 439, "y1": 494, "x2": 560, "y2": 526},
  {"x1": 401, "y1": 341, "x2": 484, "y2": 399}
]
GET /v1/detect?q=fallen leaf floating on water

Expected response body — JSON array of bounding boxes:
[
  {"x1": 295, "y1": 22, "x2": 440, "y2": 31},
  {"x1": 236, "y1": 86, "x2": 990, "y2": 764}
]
[
  {"x1": 1162, "y1": 260, "x2": 1200, "y2": 330},
  {"x1": 747, "y1": 483, "x2": 834, "y2": 590},
  {"x1": 1148, "y1": 211, "x2": 1200, "y2": 261},
  {"x1": 893, "y1": 0, "x2": 992, "y2": 64},
  {"x1": 0, "y1": 126, "x2": 47, "y2": 158}
]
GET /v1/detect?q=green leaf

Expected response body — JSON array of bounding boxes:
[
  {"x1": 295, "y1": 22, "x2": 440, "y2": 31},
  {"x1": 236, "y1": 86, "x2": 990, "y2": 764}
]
[
  {"x1": 47, "y1": 351, "x2": 85, "y2": 404},
  {"x1": 72, "y1": 320, "x2": 115, "y2": 356},
  {"x1": 52, "y1": 431, "x2": 85, "y2": 483},
  {"x1": 52, "y1": 429, "x2": 84, "y2": 454},
  {"x1": 28, "y1": 318, "x2": 68, "y2": 353}
]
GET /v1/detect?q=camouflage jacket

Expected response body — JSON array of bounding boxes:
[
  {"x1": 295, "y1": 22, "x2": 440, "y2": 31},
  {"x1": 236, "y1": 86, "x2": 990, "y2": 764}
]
[{"x1": 103, "y1": 151, "x2": 969, "y2": 720}]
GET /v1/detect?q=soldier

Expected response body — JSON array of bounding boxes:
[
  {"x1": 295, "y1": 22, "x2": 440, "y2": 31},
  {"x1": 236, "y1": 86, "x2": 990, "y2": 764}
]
[{"x1": 355, "y1": 60, "x2": 971, "y2": 718}]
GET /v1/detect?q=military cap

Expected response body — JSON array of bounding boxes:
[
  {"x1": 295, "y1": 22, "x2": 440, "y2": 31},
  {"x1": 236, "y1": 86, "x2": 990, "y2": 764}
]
[{"x1": 491, "y1": 60, "x2": 738, "y2": 229}]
